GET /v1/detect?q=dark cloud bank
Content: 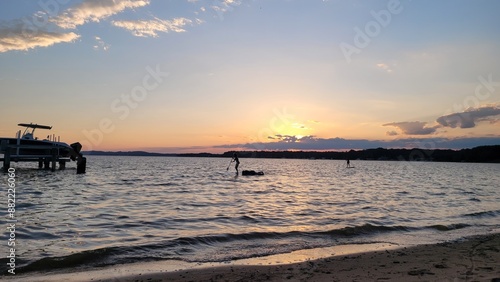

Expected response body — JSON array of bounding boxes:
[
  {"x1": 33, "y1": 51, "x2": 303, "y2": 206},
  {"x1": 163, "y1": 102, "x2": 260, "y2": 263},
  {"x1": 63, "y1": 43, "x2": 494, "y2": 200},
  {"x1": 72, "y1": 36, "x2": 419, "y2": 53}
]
[
  {"x1": 383, "y1": 105, "x2": 500, "y2": 137},
  {"x1": 215, "y1": 136, "x2": 500, "y2": 151}
]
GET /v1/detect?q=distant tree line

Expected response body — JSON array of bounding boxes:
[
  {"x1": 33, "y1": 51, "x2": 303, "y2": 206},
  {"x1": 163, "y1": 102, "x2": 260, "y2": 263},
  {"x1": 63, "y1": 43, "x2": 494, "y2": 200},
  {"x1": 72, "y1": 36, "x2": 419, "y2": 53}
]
[
  {"x1": 84, "y1": 145, "x2": 500, "y2": 163},
  {"x1": 221, "y1": 145, "x2": 500, "y2": 163}
]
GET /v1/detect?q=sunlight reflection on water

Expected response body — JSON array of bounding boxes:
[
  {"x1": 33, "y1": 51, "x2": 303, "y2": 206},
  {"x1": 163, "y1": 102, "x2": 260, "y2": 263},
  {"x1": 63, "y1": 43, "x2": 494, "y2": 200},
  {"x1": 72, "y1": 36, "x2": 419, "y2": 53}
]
[{"x1": 3, "y1": 156, "x2": 499, "y2": 269}]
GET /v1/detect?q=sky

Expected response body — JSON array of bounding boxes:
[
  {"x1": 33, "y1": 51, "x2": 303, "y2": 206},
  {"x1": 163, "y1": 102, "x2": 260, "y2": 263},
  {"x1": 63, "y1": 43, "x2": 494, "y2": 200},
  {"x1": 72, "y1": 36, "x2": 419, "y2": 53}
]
[{"x1": 1, "y1": 0, "x2": 499, "y2": 153}]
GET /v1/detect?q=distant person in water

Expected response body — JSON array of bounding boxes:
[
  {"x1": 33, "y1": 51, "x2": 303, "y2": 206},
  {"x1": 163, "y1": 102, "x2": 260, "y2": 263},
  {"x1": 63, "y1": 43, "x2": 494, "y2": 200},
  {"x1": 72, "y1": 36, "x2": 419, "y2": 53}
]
[
  {"x1": 346, "y1": 159, "x2": 351, "y2": 168},
  {"x1": 231, "y1": 153, "x2": 240, "y2": 174}
]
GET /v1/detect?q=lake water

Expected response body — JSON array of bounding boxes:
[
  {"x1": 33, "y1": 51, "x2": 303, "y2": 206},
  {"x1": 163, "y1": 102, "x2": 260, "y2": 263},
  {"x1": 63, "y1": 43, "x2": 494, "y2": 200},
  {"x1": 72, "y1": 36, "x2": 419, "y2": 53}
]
[{"x1": 1, "y1": 156, "x2": 499, "y2": 274}]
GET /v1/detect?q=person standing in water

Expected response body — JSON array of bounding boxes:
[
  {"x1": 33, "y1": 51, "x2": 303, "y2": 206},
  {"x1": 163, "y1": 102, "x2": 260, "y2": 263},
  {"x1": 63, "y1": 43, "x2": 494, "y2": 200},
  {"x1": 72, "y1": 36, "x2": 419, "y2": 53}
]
[
  {"x1": 346, "y1": 159, "x2": 351, "y2": 168},
  {"x1": 231, "y1": 153, "x2": 240, "y2": 175}
]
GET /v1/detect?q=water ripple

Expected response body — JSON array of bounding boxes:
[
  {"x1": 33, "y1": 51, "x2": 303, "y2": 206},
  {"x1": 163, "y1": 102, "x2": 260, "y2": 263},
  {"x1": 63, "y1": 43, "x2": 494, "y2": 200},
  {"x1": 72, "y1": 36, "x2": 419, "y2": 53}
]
[{"x1": 3, "y1": 157, "x2": 499, "y2": 274}]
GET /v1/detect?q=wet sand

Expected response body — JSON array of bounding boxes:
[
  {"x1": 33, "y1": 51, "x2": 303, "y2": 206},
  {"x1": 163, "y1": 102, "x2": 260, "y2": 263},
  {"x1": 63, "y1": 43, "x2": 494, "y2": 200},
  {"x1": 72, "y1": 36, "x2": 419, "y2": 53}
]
[{"x1": 9, "y1": 233, "x2": 500, "y2": 281}]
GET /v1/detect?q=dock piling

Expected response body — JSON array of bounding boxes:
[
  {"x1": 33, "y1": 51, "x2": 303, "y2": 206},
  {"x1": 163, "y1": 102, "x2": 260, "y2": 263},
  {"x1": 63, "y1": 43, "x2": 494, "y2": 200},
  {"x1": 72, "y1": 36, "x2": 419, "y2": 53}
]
[
  {"x1": 51, "y1": 148, "x2": 57, "y2": 172},
  {"x1": 77, "y1": 157, "x2": 86, "y2": 174},
  {"x1": 2, "y1": 149, "x2": 10, "y2": 172}
]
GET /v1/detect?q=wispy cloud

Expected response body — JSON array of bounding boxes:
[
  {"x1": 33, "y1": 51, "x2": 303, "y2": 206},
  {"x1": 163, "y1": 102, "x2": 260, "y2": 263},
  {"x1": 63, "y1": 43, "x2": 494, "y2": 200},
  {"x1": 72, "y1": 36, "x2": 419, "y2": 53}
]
[
  {"x1": 268, "y1": 134, "x2": 314, "y2": 142},
  {"x1": 376, "y1": 63, "x2": 393, "y2": 73},
  {"x1": 383, "y1": 121, "x2": 438, "y2": 135},
  {"x1": 93, "y1": 36, "x2": 110, "y2": 51},
  {"x1": 207, "y1": 0, "x2": 243, "y2": 19},
  {"x1": 0, "y1": 0, "x2": 246, "y2": 53},
  {"x1": 0, "y1": 0, "x2": 193, "y2": 52},
  {"x1": 0, "y1": 20, "x2": 79, "y2": 53},
  {"x1": 0, "y1": 0, "x2": 148, "y2": 53},
  {"x1": 212, "y1": 0, "x2": 242, "y2": 12},
  {"x1": 112, "y1": 17, "x2": 192, "y2": 37},
  {"x1": 51, "y1": 0, "x2": 150, "y2": 29}
]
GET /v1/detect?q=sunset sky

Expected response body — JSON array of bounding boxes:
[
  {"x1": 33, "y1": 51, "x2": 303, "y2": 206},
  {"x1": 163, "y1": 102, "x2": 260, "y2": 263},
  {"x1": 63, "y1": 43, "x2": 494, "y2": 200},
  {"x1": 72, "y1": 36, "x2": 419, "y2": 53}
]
[{"x1": 1, "y1": 0, "x2": 499, "y2": 153}]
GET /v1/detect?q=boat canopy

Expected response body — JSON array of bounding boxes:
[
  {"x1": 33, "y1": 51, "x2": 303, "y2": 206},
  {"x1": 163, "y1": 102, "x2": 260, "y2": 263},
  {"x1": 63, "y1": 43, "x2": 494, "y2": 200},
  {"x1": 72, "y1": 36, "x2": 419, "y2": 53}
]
[{"x1": 18, "y1": 123, "x2": 52, "y2": 130}]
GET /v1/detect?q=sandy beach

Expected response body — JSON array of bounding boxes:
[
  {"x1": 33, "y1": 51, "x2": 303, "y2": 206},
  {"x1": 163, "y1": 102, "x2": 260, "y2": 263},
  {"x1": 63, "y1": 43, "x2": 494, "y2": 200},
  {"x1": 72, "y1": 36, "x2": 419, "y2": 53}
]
[{"x1": 9, "y1": 232, "x2": 499, "y2": 282}]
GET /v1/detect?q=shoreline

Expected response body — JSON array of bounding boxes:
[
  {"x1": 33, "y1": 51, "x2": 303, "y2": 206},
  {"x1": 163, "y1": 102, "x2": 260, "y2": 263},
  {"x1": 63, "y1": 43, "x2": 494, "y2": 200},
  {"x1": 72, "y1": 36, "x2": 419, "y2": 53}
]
[{"x1": 7, "y1": 233, "x2": 500, "y2": 282}]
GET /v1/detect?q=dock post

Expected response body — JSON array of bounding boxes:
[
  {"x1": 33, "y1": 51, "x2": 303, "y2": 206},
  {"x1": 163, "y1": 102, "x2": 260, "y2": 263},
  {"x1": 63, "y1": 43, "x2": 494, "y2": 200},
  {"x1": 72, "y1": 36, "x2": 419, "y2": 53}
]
[
  {"x1": 51, "y1": 148, "x2": 57, "y2": 172},
  {"x1": 39, "y1": 158, "x2": 43, "y2": 169},
  {"x1": 3, "y1": 149, "x2": 10, "y2": 172},
  {"x1": 77, "y1": 157, "x2": 86, "y2": 174},
  {"x1": 44, "y1": 158, "x2": 50, "y2": 170},
  {"x1": 59, "y1": 160, "x2": 66, "y2": 170}
]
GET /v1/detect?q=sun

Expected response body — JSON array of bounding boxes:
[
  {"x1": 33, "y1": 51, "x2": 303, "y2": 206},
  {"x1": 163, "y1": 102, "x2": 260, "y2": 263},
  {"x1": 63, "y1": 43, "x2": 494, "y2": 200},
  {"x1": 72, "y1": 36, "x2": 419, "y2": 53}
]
[{"x1": 271, "y1": 121, "x2": 313, "y2": 141}]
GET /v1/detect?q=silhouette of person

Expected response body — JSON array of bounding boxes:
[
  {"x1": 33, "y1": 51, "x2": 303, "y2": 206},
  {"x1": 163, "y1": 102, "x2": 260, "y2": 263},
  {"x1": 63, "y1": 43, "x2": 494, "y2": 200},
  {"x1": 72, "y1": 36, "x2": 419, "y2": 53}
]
[
  {"x1": 232, "y1": 153, "x2": 240, "y2": 174},
  {"x1": 346, "y1": 159, "x2": 351, "y2": 168}
]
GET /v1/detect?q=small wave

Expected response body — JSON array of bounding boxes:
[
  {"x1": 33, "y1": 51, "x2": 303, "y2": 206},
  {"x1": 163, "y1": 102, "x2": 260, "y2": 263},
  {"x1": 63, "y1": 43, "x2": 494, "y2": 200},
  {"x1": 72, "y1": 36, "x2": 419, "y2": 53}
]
[
  {"x1": 121, "y1": 178, "x2": 142, "y2": 183},
  {"x1": 463, "y1": 210, "x2": 500, "y2": 218},
  {"x1": 16, "y1": 202, "x2": 36, "y2": 209},
  {"x1": 239, "y1": 215, "x2": 260, "y2": 223},
  {"x1": 318, "y1": 224, "x2": 411, "y2": 237},
  {"x1": 149, "y1": 182, "x2": 179, "y2": 187},
  {"x1": 427, "y1": 192, "x2": 446, "y2": 196},
  {"x1": 11, "y1": 246, "x2": 124, "y2": 273},
  {"x1": 18, "y1": 231, "x2": 59, "y2": 240},
  {"x1": 4, "y1": 222, "x2": 481, "y2": 274},
  {"x1": 428, "y1": 223, "x2": 470, "y2": 231}
]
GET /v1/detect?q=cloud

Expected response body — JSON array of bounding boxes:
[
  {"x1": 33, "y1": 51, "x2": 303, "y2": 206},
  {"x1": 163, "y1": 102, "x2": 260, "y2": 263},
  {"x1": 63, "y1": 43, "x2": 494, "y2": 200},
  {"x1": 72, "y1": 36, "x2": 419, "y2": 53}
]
[
  {"x1": 376, "y1": 63, "x2": 393, "y2": 73},
  {"x1": 112, "y1": 17, "x2": 192, "y2": 37},
  {"x1": 0, "y1": 0, "x2": 147, "y2": 53},
  {"x1": 0, "y1": 20, "x2": 79, "y2": 53},
  {"x1": 210, "y1": 0, "x2": 242, "y2": 18},
  {"x1": 437, "y1": 105, "x2": 500, "y2": 129},
  {"x1": 383, "y1": 104, "x2": 500, "y2": 137},
  {"x1": 217, "y1": 137, "x2": 386, "y2": 150},
  {"x1": 0, "y1": 0, "x2": 239, "y2": 52},
  {"x1": 268, "y1": 134, "x2": 314, "y2": 143},
  {"x1": 51, "y1": 0, "x2": 150, "y2": 29},
  {"x1": 138, "y1": 135, "x2": 500, "y2": 153},
  {"x1": 93, "y1": 36, "x2": 110, "y2": 51},
  {"x1": 383, "y1": 121, "x2": 438, "y2": 135},
  {"x1": 214, "y1": 136, "x2": 500, "y2": 151}
]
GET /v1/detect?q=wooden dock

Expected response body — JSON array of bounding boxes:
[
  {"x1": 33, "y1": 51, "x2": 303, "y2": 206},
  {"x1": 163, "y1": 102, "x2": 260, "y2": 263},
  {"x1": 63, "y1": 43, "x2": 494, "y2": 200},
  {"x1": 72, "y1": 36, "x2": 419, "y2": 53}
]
[{"x1": 1, "y1": 144, "x2": 73, "y2": 172}]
